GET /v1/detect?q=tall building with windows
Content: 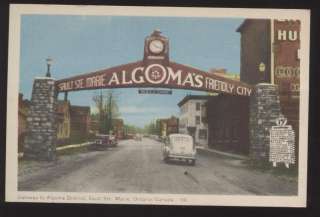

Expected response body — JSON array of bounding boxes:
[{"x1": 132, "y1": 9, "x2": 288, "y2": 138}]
[
  {"x1": 178, "y1": 95, "x2": 209, "y2": 147},
  {"x1": 177, "y1": 93, "x2": 250, "y2": 155},
  {"x1": 237, "y1": 19, "x2": 300, "y2": 157},
  {"x1": 236, "y1": 19, "x2": 272, "y2": 84}
]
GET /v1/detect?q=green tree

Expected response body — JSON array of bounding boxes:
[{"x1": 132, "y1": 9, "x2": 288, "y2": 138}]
[
  {"x1": 124, "y1": 124, "x2": 144, "y2": 135},
  {"x1": 92, "y1": 90, "x2": 120, "y2": 134},
  {"x1": 144, "y1": 119, "x2": 161, "y2": 135}
]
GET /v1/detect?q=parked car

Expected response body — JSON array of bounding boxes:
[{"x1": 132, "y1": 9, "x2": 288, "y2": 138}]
[
  {"x1": 109, "y1": 134, "x2": 118, "y2": 147},
  {"x1": 162, "y1": 134, "x2": 196, "y2": 165},
  {"x1": 88, "y1": 134, "x2": 117, "y2": 150}
]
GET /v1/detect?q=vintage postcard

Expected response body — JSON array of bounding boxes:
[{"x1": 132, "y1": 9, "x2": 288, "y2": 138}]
[{"x1": 6, "y1": 4, "x2": 310, "y2": 207}]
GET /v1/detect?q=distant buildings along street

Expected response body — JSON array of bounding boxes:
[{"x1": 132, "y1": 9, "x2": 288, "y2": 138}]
[
  {"x1": 175, "y1": 19, "x2": 300, "y2": 157},
  {"x1": 18, "y1": 93, "x2": 30, "y2": 152},
  {"x1": 157, "y1": 116, "x2": 179, "y2": 138}
]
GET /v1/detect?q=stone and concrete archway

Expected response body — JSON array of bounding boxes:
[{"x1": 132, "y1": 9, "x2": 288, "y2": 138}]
[{"x1": 24, "y1": 30, "x2": 281, "y2": 161}]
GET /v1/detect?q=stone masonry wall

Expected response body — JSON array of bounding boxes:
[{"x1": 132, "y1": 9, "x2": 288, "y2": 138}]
[
  {"x1": 249, "y1": 83, "x2": 281, "y2": 161},
  {"x1": 24, "y1": 78, "x2": 57, "y2": 161}
]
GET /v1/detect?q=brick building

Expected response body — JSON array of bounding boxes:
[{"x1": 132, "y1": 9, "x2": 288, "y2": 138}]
[
  {"x1": 18, "y1": 93, "x2": 30, "y2": 152},
  {"x1": 237, "y1": 19, "x2": 300, "y2": 158},
  {"x1": 208, "y1": 68, "x2": 240, "y2": 81},
  {"x1": 158, "y1": 116, "x2": 179, "y2": 138},
  {"x1": 207, "y1": 94, "x2": 250, "y2": 155},
  {"x1": 89, "y1": 119, "x2": 100, "y2": 135},
  {"x1": 236, "y1": 19, "x2": 272, "y2": 84},
  {"x1": 56, "y1": 100, "x2": 71, "y2": 143},
  {"x1": 56, "y1": 101, "x2": 92, "y2": 145},
  {"x1": 19, "y1": 91, "x2": 91, "y2": 148},
  {"x1": 70, "y1": 105, "x2": 91, "y2": 143},
  {"x1": 273, "y1": 20, "x2": 300, "y2": 138},
  {"x1": 113, "y1": 118, "x2": 125, "y2": 140},
  {"x1": 166, "y1": 116, "x2": 179, "y2": 136},
  {"x1": 177, "y1": 93, "x2": 250, "y2": 155}
]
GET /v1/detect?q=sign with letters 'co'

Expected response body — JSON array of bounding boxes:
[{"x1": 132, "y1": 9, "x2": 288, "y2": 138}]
[
  {"x1": 269, "y1": 115, "x2": 295, "y2": 168},
  {"x1": 273, "y1": 20, "x2": 300, "y2": 98}
]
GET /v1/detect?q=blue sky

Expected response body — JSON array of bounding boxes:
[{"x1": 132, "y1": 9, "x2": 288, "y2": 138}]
[{"x1": 20, "y1": 15, "x2": 244, "y2": 127}]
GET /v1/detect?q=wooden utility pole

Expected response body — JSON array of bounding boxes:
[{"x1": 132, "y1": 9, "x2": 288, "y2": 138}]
[{"x1": 106, "y1": 92, "x2": 113, "y2": 134}]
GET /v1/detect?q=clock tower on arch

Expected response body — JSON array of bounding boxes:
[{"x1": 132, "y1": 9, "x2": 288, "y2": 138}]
[{"x1": 143, "y1": 29, "x2": 169, "y2": 66}]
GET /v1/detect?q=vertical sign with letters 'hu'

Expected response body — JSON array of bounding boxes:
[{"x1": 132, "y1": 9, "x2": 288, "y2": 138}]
[
  {"x1": 269, "y1": 115, "x2": 295, "y2": 168},
  {"x1": 274, "y1": 20, "x2": 300, "y2": 98}
]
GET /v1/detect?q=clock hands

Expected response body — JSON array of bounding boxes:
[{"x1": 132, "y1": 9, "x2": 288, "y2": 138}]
[
  {"x1": 149, "y1": 40, "x2": 164, "y2": 54},
  {"x1": 153, "y1": 43, "x2": 162, "y2": 49}
]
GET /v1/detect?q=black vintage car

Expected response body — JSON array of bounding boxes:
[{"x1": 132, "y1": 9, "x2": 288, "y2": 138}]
[{"x1": 88, "y1": 134, "x2": 118, "y2": 150}]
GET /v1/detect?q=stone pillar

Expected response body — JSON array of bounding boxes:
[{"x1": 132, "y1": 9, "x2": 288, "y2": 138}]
[
  {"x1": 249, "y1": 83, "x2": 281, "y2": 161},
  {"x1": 24, "y1": 77, "x2": 57, "y2": 161}
]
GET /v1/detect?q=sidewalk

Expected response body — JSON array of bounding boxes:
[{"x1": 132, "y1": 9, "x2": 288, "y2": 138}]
[{"x1": 196, "y1": 146, "x2": 249, "y2": 160}]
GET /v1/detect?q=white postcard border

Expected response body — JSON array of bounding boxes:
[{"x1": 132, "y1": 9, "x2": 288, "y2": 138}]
[{"x1": 6, "y1": 4, "x2": 310, "y2": 207}]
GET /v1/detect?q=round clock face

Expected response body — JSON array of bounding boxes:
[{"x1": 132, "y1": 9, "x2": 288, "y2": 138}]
[{"x1": 149, "y1": 40, "x2": 164, "y2": 54}]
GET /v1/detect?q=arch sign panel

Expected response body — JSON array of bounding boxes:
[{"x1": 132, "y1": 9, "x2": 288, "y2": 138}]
[{"x1": 56, "y1": 30, "x2": 253, "y2": 96}]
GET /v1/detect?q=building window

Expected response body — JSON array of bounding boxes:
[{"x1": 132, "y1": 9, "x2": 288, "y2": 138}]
[
  {"x1": 201, "y1": 104, "x2": 206, "y2": 112},
  {"x1": 224, "y1": 127, "x2": 230, "y2": 139},
  {"x1": 196, "y1": 102, "x2": 200, "y2": 111},
  {"x1": 180, "y1": 104, "x2": 188, "y2": 114},
  {"x1": 196, "y1": 116, "x2": 200, "y2": 125},
  {"x1": 199, "y1": 129, "x2": 207, "y2": 140}
]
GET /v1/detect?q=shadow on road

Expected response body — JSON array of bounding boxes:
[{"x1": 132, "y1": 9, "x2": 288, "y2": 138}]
[{"x1": 163, "y1": 159, "x2": 196, "y2": 167}]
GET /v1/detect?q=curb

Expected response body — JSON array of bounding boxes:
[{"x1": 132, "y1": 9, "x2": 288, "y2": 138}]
[
  {"x1": 196, "y1": 147, "x2": 249, "y2": 160},
  {"x1": 18, "y1": 142, "x2": 92, "y2": 159},
  {"x1": 56, "y1": 142, "x2": 92, "y2": 151}
]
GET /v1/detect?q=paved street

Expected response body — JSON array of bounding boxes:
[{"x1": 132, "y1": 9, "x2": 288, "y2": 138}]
[{"x1": 19, "y1": 138, "x2": 297, "y2": 195}]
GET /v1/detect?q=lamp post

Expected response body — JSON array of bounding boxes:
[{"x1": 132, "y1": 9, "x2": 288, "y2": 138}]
[
  {"x1": 46, "y1": 57, "x2": 53, "y2": 77},
  {"x1": 259, "y1": 62, "x2": 266, "y2": 82},
  {"x1": 259, "y1": 62, "x2": 266, "y2": 72}
]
